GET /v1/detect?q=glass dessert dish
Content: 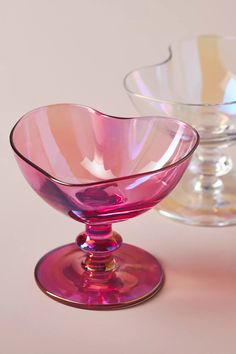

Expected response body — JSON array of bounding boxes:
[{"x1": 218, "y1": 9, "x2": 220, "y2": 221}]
[
  {"x1": 10, "y1": 103, "x2": 199, "y2": 309},
  {"x1": 124, "y1": 35, "x2": 236, "y2": 226}
]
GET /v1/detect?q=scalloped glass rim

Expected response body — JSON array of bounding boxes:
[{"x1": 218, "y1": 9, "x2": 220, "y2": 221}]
[
  {"x1": 9, "y1": 103, "x2": 199, "y2": 187},
  {"x1": 123, "y1": 34, "x2": 236, "y2": 107}
]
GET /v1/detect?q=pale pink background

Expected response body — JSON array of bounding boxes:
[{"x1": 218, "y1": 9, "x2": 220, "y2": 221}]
[{"x1": 1, "y1": 1, "x2": 236, "y2": 353}]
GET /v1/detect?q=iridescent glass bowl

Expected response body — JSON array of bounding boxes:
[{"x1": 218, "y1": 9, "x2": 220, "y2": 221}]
[
  {"x1": 10, "y1": 104, "x2": 199, "y2": 309},
  {"x1": 124, "y1": 35, "x2": 236, "y2": 226}
]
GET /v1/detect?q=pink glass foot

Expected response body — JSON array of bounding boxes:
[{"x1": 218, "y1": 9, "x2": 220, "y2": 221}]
[
  {"x1": 35, "y1": 242, "x2": 164, "y2": 310},
  {"x1": 10, "y1": 103, "x2": 199, "y2": 310}
]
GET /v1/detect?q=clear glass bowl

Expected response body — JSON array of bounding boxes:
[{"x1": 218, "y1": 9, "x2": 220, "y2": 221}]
[
  {"x1": 10, "y1": 103, "x2": 198, "y2": 309},
  {"x1": 124, "y1": 35, "x2": 236, "y2": 226}
]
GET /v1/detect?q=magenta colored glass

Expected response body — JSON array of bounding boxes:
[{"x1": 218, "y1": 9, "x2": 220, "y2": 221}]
[{"x1": 10, "y1": 104, "x2": 199, "y2": 309}]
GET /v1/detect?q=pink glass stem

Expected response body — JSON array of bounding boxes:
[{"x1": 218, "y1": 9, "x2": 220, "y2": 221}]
[
  {"x1": 10, "y1": 103, "x2": 199, "y2": 309},
  {"x1": 76, "y1": 224, "x2": 122, "y2": 273}
]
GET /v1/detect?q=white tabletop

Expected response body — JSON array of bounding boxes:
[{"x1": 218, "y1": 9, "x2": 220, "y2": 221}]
[{"x1": 1, "y1": 1, "x2": 236, "y2": 353}]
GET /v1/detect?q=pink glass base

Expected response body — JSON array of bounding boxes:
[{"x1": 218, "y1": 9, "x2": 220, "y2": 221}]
[{"x1": 35, "y1": 243, "x2": 164, "y2": 310}]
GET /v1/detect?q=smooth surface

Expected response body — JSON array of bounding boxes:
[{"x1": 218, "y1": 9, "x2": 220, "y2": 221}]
[
  {"x1": 35, "y1": 242, "x2": 163, "y2": 309},
  {"x1": 1, "y1": 1, "x2": 236, "y2": 353},
  {"x1": 124, "y1": 35, "x2": 236, "y2": 226},
  {"x1": 11, "y1": 104, "x2": 197, "y2": 221},
  {"x1": 11, "y1": 104, "x2": 197, "y2": 308},
  {"x1": 124, "y1": 35, "x2": 236, "y2": 106}
]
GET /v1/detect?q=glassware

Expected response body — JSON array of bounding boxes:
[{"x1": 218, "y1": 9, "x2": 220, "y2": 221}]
[
  {"x1": 124, "y1": 35, "x2": 236, "y2": 226},
  {"x1": 10, "y1": 103, "x2": 199, "y2": 309}
]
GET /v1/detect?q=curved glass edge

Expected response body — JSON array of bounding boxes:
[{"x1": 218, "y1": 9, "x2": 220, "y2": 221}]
[{"x1": 9, "y1": 103, "x2": 200, "y2": 187}]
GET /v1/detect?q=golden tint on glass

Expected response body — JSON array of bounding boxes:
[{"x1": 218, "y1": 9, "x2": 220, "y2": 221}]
[
  {"x1": 124, "y1": 35, "x2": 236, "y2": 226},
  {"x1": 10, "y1": 104, "x2": 199, "y2": 309}
]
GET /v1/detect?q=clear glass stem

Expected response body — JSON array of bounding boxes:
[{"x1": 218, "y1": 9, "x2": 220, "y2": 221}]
[
  {"x1": 76, "y1": 224, "x2": 122, "y2": 273},
  {"x1": 190, "y1": 146, "x2": 233, "y2": 193}
]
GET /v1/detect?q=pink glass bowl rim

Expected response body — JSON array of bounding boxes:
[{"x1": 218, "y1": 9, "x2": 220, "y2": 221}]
[{"x1": 10, "y1": 103, "x2": 200, "y2": 187}]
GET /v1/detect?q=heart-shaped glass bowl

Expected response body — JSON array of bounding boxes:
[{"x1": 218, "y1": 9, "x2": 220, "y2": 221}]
[
  {"x1": 10, "y1": 103, "x2": 199, "y2": 309},
  {"x1": 124, "y1": 35, "x2": 236, "y2": 226}
]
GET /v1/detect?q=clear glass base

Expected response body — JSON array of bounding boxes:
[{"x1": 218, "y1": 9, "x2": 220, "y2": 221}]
[
  {"x1": 157, "y1": 169, "x2": 236, "y2": 226},
  {"x1": 35, "y1": 243, "x2": 164, "y2": 310}
]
